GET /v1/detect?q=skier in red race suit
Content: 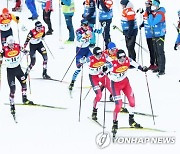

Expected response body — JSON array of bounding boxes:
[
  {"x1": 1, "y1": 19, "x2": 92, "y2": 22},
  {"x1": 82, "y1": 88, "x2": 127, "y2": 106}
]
[{"x1": 108, "y1": 49, "x2": 148, "y2": 134}]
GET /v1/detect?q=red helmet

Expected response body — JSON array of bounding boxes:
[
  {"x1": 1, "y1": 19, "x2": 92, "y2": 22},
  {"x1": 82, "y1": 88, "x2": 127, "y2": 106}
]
[{"x1": 2, "y1": 8, "x2": 9, "y2": 14}]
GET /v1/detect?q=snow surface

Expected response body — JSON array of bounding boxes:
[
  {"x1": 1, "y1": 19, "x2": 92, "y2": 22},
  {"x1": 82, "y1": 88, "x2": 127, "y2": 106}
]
[{"x1": 0, "y1": 0, "x2": 180, "y2": 153}]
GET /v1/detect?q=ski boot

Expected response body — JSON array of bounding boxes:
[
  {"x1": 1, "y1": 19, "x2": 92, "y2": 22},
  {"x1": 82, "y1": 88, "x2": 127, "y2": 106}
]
[
  {"x1": 46, "y1": 29, "x2": 53, "y2": 35},
  {"x1": 109, "y1": 94, "x2": 114, "y2": 102},
  {"x1": 22, "y1": 95, "x2": 34, "y2": 105},
  {"x1": 10, "y1": 104, "x2": 16, "y2": 115},
  {"x1": 92, "y1": 107, "x2": 98, "y2": 121},
  {"x1": 112, "y1": 120, "x2": 118, "y2": 136},
  {"x1": 69, "y1": 80, "x2": 75, "y2": 91},
  {"x1": 43, "y1": 69, "x2": 51, "y2": 79},
  {"x1": 129, "y1": 114, "x2": 143, "y2": 128},
  {"x1": 120, "y1": 107, "x2": 128, "y2": 113},
  {"x1": 12, "y1": 7, "x2": 21, "y2": 12}
]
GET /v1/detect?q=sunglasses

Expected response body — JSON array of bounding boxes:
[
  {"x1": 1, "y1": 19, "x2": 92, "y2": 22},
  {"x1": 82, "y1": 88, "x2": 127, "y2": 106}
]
[
  {"x1": 82, "y1": 23, "x2": 88, "y2": 26},
  {"x1": 36, "y1": 26, "x2": 42, "y2": 30},
  {"x1": 119, "y1": 55, "x2": 126, "y2": 58}
]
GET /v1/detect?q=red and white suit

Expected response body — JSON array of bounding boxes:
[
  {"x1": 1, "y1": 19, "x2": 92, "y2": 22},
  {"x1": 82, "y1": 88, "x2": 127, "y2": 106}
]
[
  {"x1": 109, "y1": 57, "x2": 139, "y2": 121},
  {"x1": 88, "y1": 53, "x2": 112, "y2": 108}
]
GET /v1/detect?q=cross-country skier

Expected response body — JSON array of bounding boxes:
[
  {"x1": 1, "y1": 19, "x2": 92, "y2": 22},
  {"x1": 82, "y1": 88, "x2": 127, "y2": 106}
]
[
  {"x1": 80, "y1": 47, "x2": 113, "y2": 120},
  {"x1": 68, "y1": 19, "x2": 93, "y2": 92},
  {"x1": 0, "y1": 36, "x2": 33, "y2": 115},
  {"x1": 107, "y1": 49, "x2": 148, "y2": 135},
  {"x1": 0, "y1": 8, "x2": 19, "y2": 46},
  {"x1": 23, "y1": 21, "x2": 51, "y2": 79}
]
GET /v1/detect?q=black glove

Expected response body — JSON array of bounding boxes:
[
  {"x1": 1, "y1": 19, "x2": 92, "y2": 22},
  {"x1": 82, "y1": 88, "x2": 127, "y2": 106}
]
[
  {"x1": 16, "y1": 16, "x2": 19, "y2": 20},
  {"x1": 139, "y1": 23, "x2": 144, "y2": 30},
  {"x1": 136, "y1": 8, "x2": 144, "y2": 14},
  {"x1": 138, "y1": 66, "x2": 148, "y2": 72},
  {"x1": 146, "y1": 6, "x2": 152, "y2": 16},
  {"x1": 102, "y1": 66, "x2": 108, "y2": 72},
  {"x1": 61, "y1": 2, "x2": 65, "y2": 5},
  {"x1": 142, "y1": 66, "x2": 149, "y2": 72},
  {"x1": 174, "y1": 44, "x2": 178, "y2": 50}
]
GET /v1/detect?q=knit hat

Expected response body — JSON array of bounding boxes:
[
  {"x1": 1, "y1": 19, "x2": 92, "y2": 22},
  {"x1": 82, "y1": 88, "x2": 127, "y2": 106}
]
[
  {"x1": 2, "y1": 8, "x2": 9, "y2": 14},
  {"x1": 152, "y1": 0, "x2": 160, "y2": 7},
  {"x1": 108, "y1": 42, "x2": 116, "y2": 50},
  {"x1": 120, "y1": 0, "x2": 129, "y2": 6}
]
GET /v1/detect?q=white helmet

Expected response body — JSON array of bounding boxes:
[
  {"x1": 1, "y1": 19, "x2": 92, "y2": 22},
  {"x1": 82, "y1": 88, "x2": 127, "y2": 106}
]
[{"x1": 6, "y1": 35, "x2": 15, "y2": 45}]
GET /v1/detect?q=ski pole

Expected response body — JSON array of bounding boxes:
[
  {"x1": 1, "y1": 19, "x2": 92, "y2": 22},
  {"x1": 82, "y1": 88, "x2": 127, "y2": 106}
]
[
  {"x1": 26, "y1": 55, "x2": 32, "y2": 94},
  {"x1": 60, "y1": 43, "x2": 83, "y2": 82},
  {"x1": 83, "y1": 86, "x2": 92, "y2": 100},
  {"x1": 78, "y1": 64, "x2": 84, "y2": 122},
  {"x1": 144, "y1": 72, "x2": 155, "y2": 125},
  {"x1": 102, "y1": 75, "x2": 107, "y2": 133},
  {"x1": 42, "y1": 40, "x2": 55, "y2": 59},
  {"x1": 112, "y1": 25, "x2": 149, "y2": 53}
]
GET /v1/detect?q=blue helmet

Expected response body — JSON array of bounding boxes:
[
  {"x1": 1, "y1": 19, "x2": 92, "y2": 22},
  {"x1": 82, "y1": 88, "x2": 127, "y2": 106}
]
[
  {"x1": 81, "y1": 19, "x2": 88, "y2": 25},
  {"x1": 108, "y1": 42, "x2": 116, "y2": 50}
]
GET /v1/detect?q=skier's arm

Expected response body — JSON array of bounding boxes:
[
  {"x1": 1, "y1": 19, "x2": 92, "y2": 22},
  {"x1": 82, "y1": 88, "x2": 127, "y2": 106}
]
[
  {"x1": 24, "y1": 31, "x2": 33, "y2": 48},
  {"x1": 11, "y1": 14, "x2": 19, "y2": 23}
]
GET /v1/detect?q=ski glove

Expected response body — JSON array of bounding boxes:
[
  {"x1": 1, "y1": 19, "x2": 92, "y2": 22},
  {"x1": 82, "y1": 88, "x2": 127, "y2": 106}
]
[
  {"x1": 138, "y1": 66, "x2": 148, "y2": 72},
  {"x1": 94, "y1": 28, "x2": 103, "y2": 34},
  {"x1": 102, "y1": 22, "x2": 106, "y2": 27},
  {"x1": 102, "y1": 66, "x2": 108, "y2": 72},
  {"x1": 79, "y1": 56, "x2": 86, "y2": 64},
  {"x1": 139, "y1": 23, "x2": 144, "y2": 30}
]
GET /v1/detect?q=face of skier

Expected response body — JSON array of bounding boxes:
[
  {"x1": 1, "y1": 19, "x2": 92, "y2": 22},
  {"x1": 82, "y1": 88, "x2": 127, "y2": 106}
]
[
  {"x1": 35, "y1": 26, "x2": 42, "y2": 32},
  {"x1": 81, "y1": 23, "x2": 88, "y2": 30},
  {"x1": 109, "y1": 47, "x2": 117, "y2": 55},
  {"x1": 94, "y1": 51, "x2": 103, "y2": 59},
  {"x1": 118, "y1": 55, "x2": 126, "y2": 64},
  {"x1": 2, "y1": 12, "x2": 9, "y2": 19},
  {"x1": 8, "y1": 43, "x2": 14, "y2": 49},
  {"x1": 121, "y1": 4, "x2": 126, "y2": 9}
]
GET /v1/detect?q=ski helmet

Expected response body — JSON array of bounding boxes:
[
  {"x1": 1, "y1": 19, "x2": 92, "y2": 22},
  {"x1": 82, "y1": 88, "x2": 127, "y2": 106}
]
[
  {"x1": 93, "y1": 47, "x2": 102, "y2": 55},
  {"x1": 120, "y1": 0, "x2": 129, "y2": 6},
  {"x1": 117, "y1": 49, "x2": 126, "y2": 59},
  {"x1": 81, "y1": 19, "x2": 88, "y2": 26},
  {"x1": 108, "y1": 42, "x2": 116, "y2": 50},
  {"x1": 2, "y1": 8, "x2": 9, "y2": 14},
  {"x1": 35, "y1": 21, "x2": 42, "y2": 28},
  {"x1": 6, "y1": 35, "x2": 15, "y2": 45}
]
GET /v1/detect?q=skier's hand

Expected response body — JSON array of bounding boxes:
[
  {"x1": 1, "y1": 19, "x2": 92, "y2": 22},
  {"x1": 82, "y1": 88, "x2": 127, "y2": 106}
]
[
  {"x1": 16, "y1": 16, "x2": 19, "y2": 23},
  {"x1": 79, "y1": 56, "x2": 86, "y2": 64},
  {"x1": 139, "y1": 66, "x2": 148, "y2": 72},
  {"x1": 102, "y1": 66, "x2": 108, "y2": 72},
  {"x1": 102, "y1": 22, "x2": 106, "y2": 28}
]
